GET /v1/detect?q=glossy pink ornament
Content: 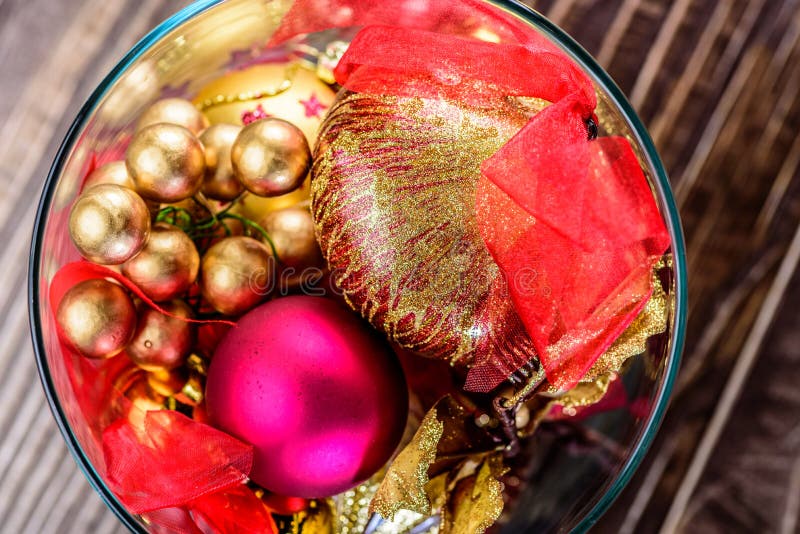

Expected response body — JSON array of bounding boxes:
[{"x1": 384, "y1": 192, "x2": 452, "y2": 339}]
[{"x1": 205, "y1": 296, "x2": 408, "y2": 498}]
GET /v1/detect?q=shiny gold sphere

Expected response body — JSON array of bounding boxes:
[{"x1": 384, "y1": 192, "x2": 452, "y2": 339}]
[
  {"x1": 200, "y1": 236, "x2": 275, "y2": 315},
  {"x1": 56, "y1": 279, "x2": 137, "y2": 359},
  {"x1": 83, "y1": 161, "x2": 136, "y2": 190},
  {"x1": 126, "y1": 123, "x2": 206, "y2": 203},
  {"x1": 260, "y1": 206, "x2": 322, "y2": 270},
  {"x1": 231, "y1": 118, "x2": 311, "y2": 197},
  {"x1": 136, "y1": 97, "x2": 210, "y2": 135},
  {"x1": 69, "y1": 183, "x2": 151, "y2": 264},
  {"x1": 199, "y1": 123, "x2": 243, "y2": 201},
  {"x1": 192, "y1": 63, "x2": 335, "y2": 143},
  {"x1": 127, "y1": 300, "x2": 195, "y2": 371},
  {"x1": 121, "y1": 222, "x2": 200, "y2": 302}
]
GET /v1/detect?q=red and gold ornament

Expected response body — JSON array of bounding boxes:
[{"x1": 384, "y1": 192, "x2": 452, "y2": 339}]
[{"x1": 127, "y1": 300, "x2": 195, "y2": 371}]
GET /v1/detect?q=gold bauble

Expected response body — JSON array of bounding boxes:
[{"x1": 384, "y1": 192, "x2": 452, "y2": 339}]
[
  {"x1": 83, "y1": 161, "x2": 136, "y2": 190},
  {"x1": 56, "y1": 279, "x2": 137, "y2": 359},
  {"x1": 136, "y1": 97, "x2": 210, "y2": 136},
  {"x1": 126, "y1": 123, "x2": 206, "y2": 203},
  {"x1": 192, "y1": 63, "x2": 335, "y2": 144},
  {"x1": 231, "y1": 118, "x2": 311, "y2": 197},
  {"x1": 69, "y1": 183, "x2": 151, "y2": 264},
  {"x1": 127, "y1": 300, "x2": 195, "y2": 371},
  {"x1": 200, "y1": 236, "x2": 274, "y2": 315},
  {"x1": 260, "y1": 206, "x2": 322, "y2": 270},
  {"x1": 121, "y1": 222, "x2": 200, "y2": 302},
  {"x1": 199, "y1": 123, "x2": 244, "y2": 201}
]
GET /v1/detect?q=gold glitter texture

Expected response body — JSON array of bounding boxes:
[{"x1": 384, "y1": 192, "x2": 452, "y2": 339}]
[
  {"x1": 440, "y1": 454, "x2": 507, "y2": 534},
  {"x1": 312, "y1": 91, "x2": 547, "y2": 382},
  {"x1": 370, "y1": 400, "x2": 444, "y2": 519}
]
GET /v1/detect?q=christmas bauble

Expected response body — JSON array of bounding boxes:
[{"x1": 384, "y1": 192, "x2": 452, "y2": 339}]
[
  {"x1": 69, "y1": 183, "x2": 151, "y2": 265},
  {"x1": 121, "y1": 222, "x2": 200, "y2": 302},
  {"x1": 56, "y1": 279, "x2": 137, "y2": 359},
  {"x1": 205, "y1": 296, "x2": 408, "y2": 498},
  {"x1": 83, "y1": 161, "x2": 136, "y2": 191},
  {"x1": 126, "y1": 123, "x2": 206, "y2": 203},
  {"x1": 313, "y1": 92, "x2": 546, "y2": 390},
  {"x1": 127, "y1": 300, "x2": 195, "y2": 371},
  {"x1": 199, "y1": 123, "x2": 244, "y2": 201},
  {"x1": 231, "y1": 118, "x2": 311, "y2": 197},
  {"x1": 192, "y1": 63, "x2": 335, "y2": 144},
  {"x1": 136, "y1": 97, "x2": 209, "y2": 136},
  {"x1": 259, "y1": 206, "x2": 322, "y2": 270},
  {"x1": 200, "y1": 236, "x2": 275, "y2": 315}
]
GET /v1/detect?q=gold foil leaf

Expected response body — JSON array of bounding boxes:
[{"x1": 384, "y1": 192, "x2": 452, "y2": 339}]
[
  {"x1": 441, "y1": 454, "x2": 508, "y2": 534},
  {"x1": 370, "y1": 403, "x2": 445, "y2": 519},
  {"x1": 582, "y1": 270, "x2": 669, "y2": 383}
]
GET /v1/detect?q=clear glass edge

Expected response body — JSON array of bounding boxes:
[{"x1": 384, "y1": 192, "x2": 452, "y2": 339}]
[
  {"x1": 488, "y1": 2, "x2": 688, "y2": 532},
  {"x1": 27, "y1": 1, "x2": 226, "y2": 532},
  {"x1": 26, "y1": 0, "x2": 689, "y2": 532}
]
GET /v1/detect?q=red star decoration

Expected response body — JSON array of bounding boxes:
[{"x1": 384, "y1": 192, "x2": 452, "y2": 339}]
[
  {"x1": 241, "y1": 104, "x2": 271, "y2": 125},
  {"x1": 299, "y1": 93, "x2": 327, "y2": 118}
]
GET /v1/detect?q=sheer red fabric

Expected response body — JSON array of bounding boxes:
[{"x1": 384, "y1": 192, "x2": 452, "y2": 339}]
[{"x1": 102, "y1": 410, "x2": 254, "y2": 514}]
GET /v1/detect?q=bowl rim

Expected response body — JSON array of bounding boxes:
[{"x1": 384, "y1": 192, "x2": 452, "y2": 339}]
[{"x1": 28, "y1": 0, "x2": 687, "y2": 532}]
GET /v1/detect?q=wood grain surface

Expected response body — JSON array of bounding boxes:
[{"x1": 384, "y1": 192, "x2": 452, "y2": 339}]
[{"x1": 2, "y1": 0, "x2": 799, "y2": 532}]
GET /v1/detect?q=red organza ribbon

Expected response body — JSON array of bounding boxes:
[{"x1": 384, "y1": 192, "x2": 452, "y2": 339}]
[
  {"x1": 102, "y1": 410, "x2": 254, "y2": 514},
  {"x1": 330, "y1": 25, "x2": 669, "y2": 390}
]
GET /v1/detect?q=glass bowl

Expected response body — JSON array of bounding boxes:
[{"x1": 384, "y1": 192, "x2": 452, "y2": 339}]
[{"x1": 29, "y1": 0, "x2": 687, "y2": 532}]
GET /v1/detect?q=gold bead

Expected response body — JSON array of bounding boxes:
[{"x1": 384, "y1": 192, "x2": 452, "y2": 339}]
[
  {"x1": 56, "y1": 279, "x2": 137, "y2": 359},
  {"x1": 192, "y1": 63, "x2": 335, "y2": 143},
  {"x1": 127, "y1": 300, "x2": 195, "y2": 371},
  {"x1": 121, "y1": 222, "x2": 200, "y2": 302},
  {"x1": 199, "y1": 123, "x2": 244, "y2": 201},
  {"x1": 69, "y1": 183, "x2": 151, "y2": 264},
  {"x1": 83, "y1": 161, "x2": 136, "y2": 190},
  {"x1": 126, "y1": 123, "x2": 206, "y2": 203},
  {"x1": 200, "y1": 236, "x2": 275, "y2": 315},
  {"x1": 260, "y1": 206, "x2": 322, "y2": 270},
  {"x1": 231, "y1": 118, "x2": 311, "y2": 197},
  {"x1": 136, "y1": 97, "x2": 209, "y2": 136},
  {"x1": 233, "y1": 180, "x2": 311, "y2": 221}
]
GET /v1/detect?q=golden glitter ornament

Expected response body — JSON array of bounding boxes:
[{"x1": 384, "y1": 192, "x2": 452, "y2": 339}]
[
  {"x1": 200, "y1": 236, "x2": 275, "y2": 315},
  {"x1": 136, "y1": 97, "x2": 210, "y2": 135},
  {"x1": 69, "y1": 183, "x2": 151, "y2": 264},
  {"x1": 83, "y1": 161, "x2": 136, "y2": 190},
  {"x1": 193, "y1": 63, "x2": 335, "y2": 143},
  {"x1": 231, "y1": 118, "x2": 311, "y2": 197},
  {"x1": 126, "y1": 123, "x2": 206, "y2": 203},
  {"x1": 127, "y1": 300, "x2": 195, "y2": 371},
  {"x1": 56, "y1": 279, "x2": 137, "y2": 359},
  {"x1": 121, "y1": 222, "x2": 200, "y2": 302},
  {"x1": 260, "y1": 206, "x2": 322, "y2": 270},
  {"x1": 199, "y1": 123, "x2": 244, "y2": 201}
]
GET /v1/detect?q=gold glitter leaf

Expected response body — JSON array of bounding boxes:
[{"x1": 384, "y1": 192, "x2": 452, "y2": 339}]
[
  {"x1": 441, "y1": 454, "x2": 508, "y2": 534},
  {"x1": 370, "y1": 403, "x2": 445, "y2": 519}
]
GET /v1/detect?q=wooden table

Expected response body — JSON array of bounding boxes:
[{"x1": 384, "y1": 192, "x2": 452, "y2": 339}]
[{"x1": 2, "y1": 0, "x2": 798, "y2": 532}]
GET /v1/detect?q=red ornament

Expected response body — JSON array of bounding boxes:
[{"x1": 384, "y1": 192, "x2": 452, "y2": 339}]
[{"x1": 205, "y1": 296, "x2": 408, "y2": 498}]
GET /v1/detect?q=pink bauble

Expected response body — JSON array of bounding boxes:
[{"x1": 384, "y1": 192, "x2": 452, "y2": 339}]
[{"x1": 205, "y1": 296, "x2": 408, "y2": 498}]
